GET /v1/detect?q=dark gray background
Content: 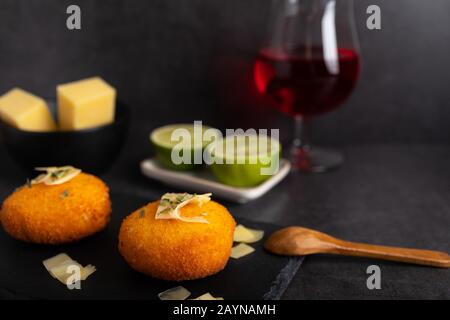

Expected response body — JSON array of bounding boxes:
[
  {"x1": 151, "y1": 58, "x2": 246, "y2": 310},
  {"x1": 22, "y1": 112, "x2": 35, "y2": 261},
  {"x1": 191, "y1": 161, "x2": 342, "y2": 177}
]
[{"x1": 0, "y1": 0, "x2": 449, "y2": 149}]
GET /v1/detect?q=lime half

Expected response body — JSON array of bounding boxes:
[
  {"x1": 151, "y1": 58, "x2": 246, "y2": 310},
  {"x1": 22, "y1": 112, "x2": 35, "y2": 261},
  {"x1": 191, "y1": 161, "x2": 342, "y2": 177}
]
[
  {"x1": 208, "y1": 134, "x2": 281, "y2": 187},
  {"x1": 150, "y1": 124, "x2": 218, "y2": 170}
]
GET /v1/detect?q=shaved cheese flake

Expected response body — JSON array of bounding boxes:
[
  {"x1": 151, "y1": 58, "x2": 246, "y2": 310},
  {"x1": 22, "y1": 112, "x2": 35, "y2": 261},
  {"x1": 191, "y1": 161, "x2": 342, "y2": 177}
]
[
  {"x1": 158, "y1": 286, "x2": 191, "y2": 300},
  {"x1": 31, "y1": 173, "x2": 51, "y2": 185},
  {"x1": 35, "y1": 166, "x2": 59, "y2": 172},
  {"x1": 45, "y1": 167, "x2": 81, "y2": 185},
  {"x1": 42, "y1": 253, "x2": 96, "y2": 285},
  {"x1": 50, "y1": 260, "x2": 82, "y2": 281},
  {"x1": 43, "y1": 253, "x2": 72, "y2": 276},
  {"x1": 31, "y1": 166, "x2": 81, "y2": 185},
  {"x1": 155, "y1": 193, "x2": 211, "y2": 224},
  {"x1": 233, "y1": 224, "x2": 264, "y2": 243},
  {"x1": 230, "y1": 243, "x2": 255, "y2": 259},
  {"x1": 81, "y1": 264, "x2": 97, "y2": 280},
  {"x1": 192, "y1": 293, "x2": 224, "y2": 300}
]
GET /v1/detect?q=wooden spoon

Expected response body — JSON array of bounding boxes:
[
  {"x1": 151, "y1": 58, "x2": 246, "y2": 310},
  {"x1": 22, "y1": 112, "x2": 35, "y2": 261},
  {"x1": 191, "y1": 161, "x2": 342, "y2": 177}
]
[{"x1": 264, "y1": 227, "x2": 450, "y2": 268}]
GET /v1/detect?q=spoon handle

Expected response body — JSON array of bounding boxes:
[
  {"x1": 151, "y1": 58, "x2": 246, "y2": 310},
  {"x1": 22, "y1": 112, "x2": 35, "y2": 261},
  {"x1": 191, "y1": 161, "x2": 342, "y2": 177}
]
[{"x1": 331, "y1": 240, "x2": 450, "y2": 268}]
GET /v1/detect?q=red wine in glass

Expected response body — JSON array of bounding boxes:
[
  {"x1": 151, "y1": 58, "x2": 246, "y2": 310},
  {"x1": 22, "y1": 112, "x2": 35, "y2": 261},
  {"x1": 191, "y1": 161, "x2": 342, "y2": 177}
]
[
  {"x1": 254, "y1": 47, "x2": 360, "y2": 117},
  {"x1": 254, "y1": 0, "x2": 361, "y2": 172}
]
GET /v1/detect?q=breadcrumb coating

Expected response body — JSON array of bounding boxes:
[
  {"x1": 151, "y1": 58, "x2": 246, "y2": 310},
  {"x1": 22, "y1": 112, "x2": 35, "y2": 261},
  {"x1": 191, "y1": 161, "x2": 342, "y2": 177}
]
[
  {"x1": 118, "y1": 200, "x2": 236, "y2": 281},
  {"x1": 0, "y1": 173, "x2": 111, "y2": 244}
]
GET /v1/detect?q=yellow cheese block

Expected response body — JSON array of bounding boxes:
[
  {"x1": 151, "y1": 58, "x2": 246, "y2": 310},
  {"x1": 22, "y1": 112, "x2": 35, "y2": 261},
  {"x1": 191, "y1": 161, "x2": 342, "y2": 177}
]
[
  {"x1": 0, "y1": 88, "x2": 57, "y2": 132},
  {"x1": 57, "y1": 77, "x2": 116, "y2": 130}
]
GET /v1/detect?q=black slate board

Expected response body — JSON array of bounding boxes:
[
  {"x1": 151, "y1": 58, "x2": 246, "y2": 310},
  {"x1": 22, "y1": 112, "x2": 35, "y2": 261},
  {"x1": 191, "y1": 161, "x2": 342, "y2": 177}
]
[{"x1": 0, "y1": 192, "x2": 303, "y2": 300}]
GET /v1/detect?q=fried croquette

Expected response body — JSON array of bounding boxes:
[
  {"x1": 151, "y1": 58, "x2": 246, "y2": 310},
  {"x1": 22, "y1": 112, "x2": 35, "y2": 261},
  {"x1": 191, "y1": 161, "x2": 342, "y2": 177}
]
[
  {"x1": 0, "y1": 173, "x2": 111, "y2": 244},
  {"x1": 118, "y1": 200, "x2": 236, "y2": 281}
]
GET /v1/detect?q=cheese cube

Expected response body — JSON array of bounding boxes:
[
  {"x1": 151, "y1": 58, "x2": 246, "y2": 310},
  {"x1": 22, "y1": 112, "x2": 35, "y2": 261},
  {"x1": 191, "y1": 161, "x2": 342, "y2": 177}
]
[
  {"x1": 0, "y1": 88, "x2": 56, "y2": 132},
  {"x1": 57, "y1": 77, "x2": 116, "y2": 130}
]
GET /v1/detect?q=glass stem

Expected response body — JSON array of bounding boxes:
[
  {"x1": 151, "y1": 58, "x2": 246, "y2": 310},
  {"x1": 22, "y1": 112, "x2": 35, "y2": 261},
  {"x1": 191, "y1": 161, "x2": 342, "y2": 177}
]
[
  {"x1": 292, "y1": 115, "x2": 310, "y2": 151},
  {"x1": 290, "y1": 115, "x2": 312, "y2": 170}
]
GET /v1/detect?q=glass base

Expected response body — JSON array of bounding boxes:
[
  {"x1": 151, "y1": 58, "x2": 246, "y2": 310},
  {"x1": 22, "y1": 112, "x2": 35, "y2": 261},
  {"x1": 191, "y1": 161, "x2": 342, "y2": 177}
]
[{"x1": 290, "y1": 145, "x2": 344, "y2": 173}]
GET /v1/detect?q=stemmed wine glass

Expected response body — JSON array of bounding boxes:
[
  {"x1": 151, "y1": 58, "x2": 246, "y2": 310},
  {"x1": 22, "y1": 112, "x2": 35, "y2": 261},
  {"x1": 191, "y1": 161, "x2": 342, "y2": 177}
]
[{"x1": 254, "y1": 0, "x2": 360, "y2": 172}]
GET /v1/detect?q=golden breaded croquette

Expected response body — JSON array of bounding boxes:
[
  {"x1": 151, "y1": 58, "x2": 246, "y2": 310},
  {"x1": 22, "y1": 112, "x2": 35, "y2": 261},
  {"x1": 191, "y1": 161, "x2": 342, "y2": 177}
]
[
  {"x1": 118, "y1": 200, "x2": 236, "y2": 281},
  {"x1": 0, "y1": 173, "x2": 111, "y2": 244}
]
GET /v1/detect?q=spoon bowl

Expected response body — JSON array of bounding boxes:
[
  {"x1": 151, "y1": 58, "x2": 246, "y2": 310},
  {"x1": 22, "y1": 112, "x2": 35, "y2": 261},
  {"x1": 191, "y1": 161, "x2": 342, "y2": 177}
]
[{"x1": 264, "y1": 226, "x2": 339, "y2": 255}]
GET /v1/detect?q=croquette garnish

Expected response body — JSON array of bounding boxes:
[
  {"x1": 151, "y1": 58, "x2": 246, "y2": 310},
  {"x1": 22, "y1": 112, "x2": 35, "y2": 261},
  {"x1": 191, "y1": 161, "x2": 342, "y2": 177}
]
[
  {"x1": 160, "y1": 198, "x2": 170, "y2": 205},
  {"x1": 31, "y1": 166, "x2": 81, "y2": 186},
  {"x1": 176, "y1": 193, "x2": 193, "y2": 202},
  {"x1": 60, "y1": 190, "x2": 70, "y2": 199},
  {"x1": 155, "y1": 193, "x2": 211, "y2": 224},
  {"x1": 26, "y1": 179, "x2": 32, "y2": 188},
  {"x1": 158, "y1": 208, "x2": 170, "y2": 215},
  {"x1": 47, "y1": 167, "x2": 77, "y2": 183},
  {"x1": 139, "y1": 209, "x2": 146, "y2": 218}
]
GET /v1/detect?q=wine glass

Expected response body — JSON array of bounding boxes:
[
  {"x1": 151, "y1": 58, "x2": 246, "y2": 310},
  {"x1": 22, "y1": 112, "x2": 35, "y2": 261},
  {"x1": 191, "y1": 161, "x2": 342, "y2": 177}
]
[{"x1": 253, "y1": 0, "x2": 360, "y2": 172}]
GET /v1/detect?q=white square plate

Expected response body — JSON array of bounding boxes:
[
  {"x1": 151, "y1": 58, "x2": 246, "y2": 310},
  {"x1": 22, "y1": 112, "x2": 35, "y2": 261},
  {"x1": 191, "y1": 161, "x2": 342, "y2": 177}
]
[{"x1": 140, "y1": 158, "x2": 291, "y2": 203}]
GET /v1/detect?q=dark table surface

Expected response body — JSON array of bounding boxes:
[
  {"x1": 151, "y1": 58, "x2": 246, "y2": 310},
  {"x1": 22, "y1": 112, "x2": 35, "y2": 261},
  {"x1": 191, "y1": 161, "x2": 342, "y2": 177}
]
[{"x1": 1, "y1": 143, "x2": 449, "y2": 299}]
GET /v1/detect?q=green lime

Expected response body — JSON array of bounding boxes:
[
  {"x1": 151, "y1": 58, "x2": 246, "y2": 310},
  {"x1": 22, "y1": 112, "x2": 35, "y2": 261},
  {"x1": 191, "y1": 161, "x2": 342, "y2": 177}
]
[
  {"x1": 150, "y1": 124, "x2": 218, "y2": 170},
  {"x1": 208, "y1": 134, "x2": 281, "y2": 187}
]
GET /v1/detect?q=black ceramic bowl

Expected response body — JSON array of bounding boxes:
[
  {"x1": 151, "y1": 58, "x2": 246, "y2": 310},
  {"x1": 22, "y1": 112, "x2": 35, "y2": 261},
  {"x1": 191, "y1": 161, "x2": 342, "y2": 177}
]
[{"x1": 0, "y1": 100, "x2": 130, "y2": 176}]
